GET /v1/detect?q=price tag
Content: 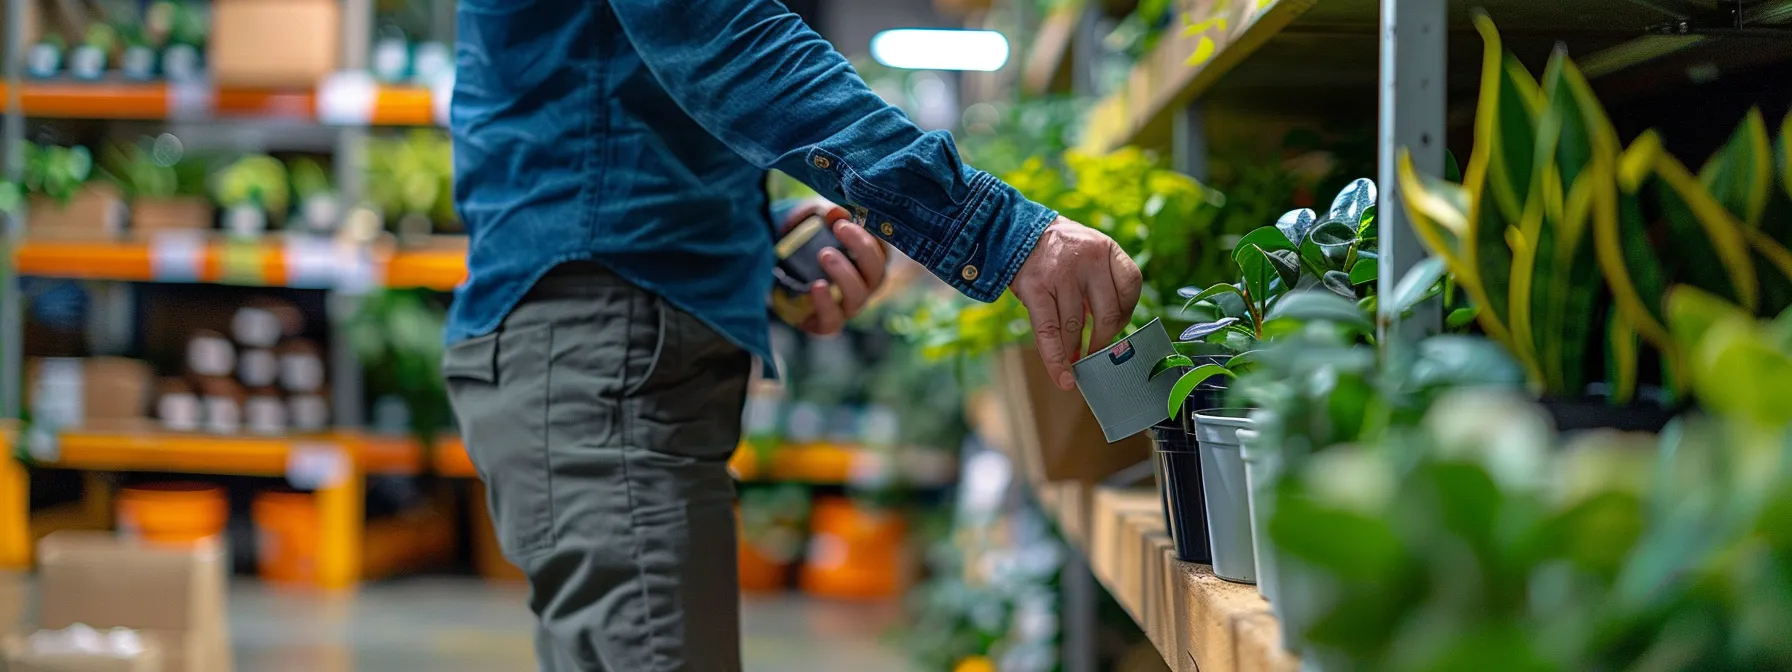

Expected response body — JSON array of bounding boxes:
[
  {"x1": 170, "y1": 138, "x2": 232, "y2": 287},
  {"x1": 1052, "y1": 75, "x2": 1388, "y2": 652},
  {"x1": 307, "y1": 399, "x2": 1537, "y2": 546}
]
[
  {"x1": 317, "y1": 71, "x2": 378, "y2": 126},
  {"x1": 283, "y1": 237, "x2": 342, "y2": 289},
  {"x1": 148, "y1": 231, "x2": 205, "y2": 282},
  {"x1": 846, "y1": 449, "x2": 893, "y2": 489},
  {"x1": 286, "y1": 443, "x2": 350, "y2": 490},
  {"x1": 333, "y1": 245, "x2": 377, "y2": 296}
]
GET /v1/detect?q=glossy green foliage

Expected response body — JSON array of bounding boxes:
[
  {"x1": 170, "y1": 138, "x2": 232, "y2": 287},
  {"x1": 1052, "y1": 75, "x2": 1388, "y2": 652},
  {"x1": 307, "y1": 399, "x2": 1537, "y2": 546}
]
[{"x1": 348, "y1": 288, "x2": 451, "y2": 450}]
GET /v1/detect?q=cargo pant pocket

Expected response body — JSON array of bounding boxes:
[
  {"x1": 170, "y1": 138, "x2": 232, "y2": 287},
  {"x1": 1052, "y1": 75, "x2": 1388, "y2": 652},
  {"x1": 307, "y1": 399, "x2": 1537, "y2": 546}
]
[{"x1": 444, "y1": 324, "x2": 555, "y2": 562}]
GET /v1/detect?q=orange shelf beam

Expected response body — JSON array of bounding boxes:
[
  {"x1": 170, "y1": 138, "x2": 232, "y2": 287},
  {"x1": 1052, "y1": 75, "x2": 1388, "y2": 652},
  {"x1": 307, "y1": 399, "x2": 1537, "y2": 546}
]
[{"x1": 0, "y1": 82, "x2": 435, "y2": 125}]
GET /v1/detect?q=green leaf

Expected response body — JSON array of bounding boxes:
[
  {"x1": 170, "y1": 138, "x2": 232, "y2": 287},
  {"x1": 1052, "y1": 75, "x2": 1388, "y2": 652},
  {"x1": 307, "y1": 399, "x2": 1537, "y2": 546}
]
[
  {"x1": 1237, "y1": 226, "x2": 1296, "y2": 253},
  {"x1": 1446, "y1": 305, "x2": 1480, "y2": 328},
  {"x1": 1348, "y1": 257, "x2": 1378, "y2": 286},
  {"x1": 1237, "y1": 244, "x2": 1275, "y2": 311},
  {"x1": 1321, "y1": 270, "x2": 1355, "y2": 298},
  {"x1": 1266, "y1": 249, "x2": 1302, "y2": 289},
  {"x1": 1324, "y1": 178, "x2": 1377, "y2": 229},
  {"x1": 1180, "y1": 317, "x2": 1240, "y2": 341},
  {"x1": 1266, "y1": 290, "x2": 1372, "y2": 334},
  {"x1": 1389, "y1": 257, "x2": 1448, "y2": 316},
  {"x1": 1607, "y1": 306, "x2": 1639, "y2": 404},
  {"x1": 1180, "y1": 283, "x2": 1245, "y2": 312},
  {"x1": 1151, "y1": 354, "x2": 1194, "y2": 379},
  {"x1": 1275, "y1": 208, "x2": 1318, "y2": 249},
  {"x1": 1167, "y1": 364, "x2": 1236, "y2": 418},
  {"x1": 1700, "y1": 107, "x2": 1772, "y2": 228},
  {"x1": 1303, "y1": 220, "x2": 1357, "y2": 274}
]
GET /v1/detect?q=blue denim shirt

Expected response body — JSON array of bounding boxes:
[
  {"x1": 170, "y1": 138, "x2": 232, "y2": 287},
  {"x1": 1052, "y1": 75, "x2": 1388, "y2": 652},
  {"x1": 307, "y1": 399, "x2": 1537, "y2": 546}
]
[{"x1": 448, "y1": 0, "x2": 1057, "y2": 361}]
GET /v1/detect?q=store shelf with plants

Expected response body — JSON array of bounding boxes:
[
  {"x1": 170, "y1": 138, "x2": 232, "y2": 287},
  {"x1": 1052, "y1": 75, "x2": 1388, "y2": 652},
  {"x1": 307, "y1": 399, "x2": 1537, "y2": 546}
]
[
  {"x1": 1080, "y1": 0, "x2": 1792, "y2": 153},
  {"x1": 15, "y1": 234, "x2": 468, "y2": 290},
  {"x1": 935, "y1": 1, "x2": 1792, "y2": 668}
]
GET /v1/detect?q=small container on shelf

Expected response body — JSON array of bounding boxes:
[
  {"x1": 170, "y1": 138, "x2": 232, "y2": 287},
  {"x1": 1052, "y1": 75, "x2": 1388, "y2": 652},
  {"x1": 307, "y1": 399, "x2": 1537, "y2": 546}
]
[
  {"x1": 185, "y1": 330, "x2": 236, "y2": 378},
  {"x1": 237, "y1": 349, "x2": 277, "y2": 388},
  {"x1": 252, "y1": 490, "x2": 319, "y2": 584},
  {"x1": 193, "y1": 376, "x2": 244, "y2": 435},
  {"x1": 232, "y1": 298, "x2": 303, "y2": 349},
  {"x1": 156, "y1": 377, "x2": 202, "y2": 432},
  {"x1": 243, "y1": 388, "x2": 286, "y2": 436},
  {"x1": 276, "y1": 339, "x2": 326, "y2": 394},
  {"x1": 26, "y1": 38, "x2": 63, "y2": 78},
  {"x1": 287, "y1": 393, "x2": 329, "y2": 433}
]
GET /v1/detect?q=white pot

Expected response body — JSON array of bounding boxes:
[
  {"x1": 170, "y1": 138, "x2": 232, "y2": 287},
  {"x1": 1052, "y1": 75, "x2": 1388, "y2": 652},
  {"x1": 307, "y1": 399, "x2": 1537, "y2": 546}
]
[{"x1": 1194, "y1": 409, "x2": 1256, "y2": 584}]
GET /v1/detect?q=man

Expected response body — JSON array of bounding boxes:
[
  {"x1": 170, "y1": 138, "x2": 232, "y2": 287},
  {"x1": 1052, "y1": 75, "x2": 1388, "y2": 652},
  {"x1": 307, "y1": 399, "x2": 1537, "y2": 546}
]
[{"x1": 446, "y1": 1, "x2": 1142, "y2": 670}]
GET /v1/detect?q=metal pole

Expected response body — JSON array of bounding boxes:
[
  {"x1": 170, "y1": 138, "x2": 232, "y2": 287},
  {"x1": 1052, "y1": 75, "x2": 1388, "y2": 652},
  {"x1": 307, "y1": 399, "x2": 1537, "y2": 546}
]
[
  {"x1": 1171, "y1": 103, "x2": 1209, "y2": 181},
  {"x1": 331, "y1": 0, "x2": 374, "y2": 431},
  {"x1": 1, "y1": 0, "x2": 27, "y2": 421},
  {"x1": 1376, "y1": 0, "x2": 1446, "y2": 347},
  {"x1": 1071, "y1": 4, "x2": 1100, "y2": 97}
]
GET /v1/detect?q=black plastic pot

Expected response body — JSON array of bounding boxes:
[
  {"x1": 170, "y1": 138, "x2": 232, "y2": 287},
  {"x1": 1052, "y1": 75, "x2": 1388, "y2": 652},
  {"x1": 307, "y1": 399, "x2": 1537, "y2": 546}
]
[
  {"x1": 1150, "y1": 422, "x2": 1211, "y2": 564},
  {"x1": 1541, "y1": 391, "x2": 1679, "y2": 434}
]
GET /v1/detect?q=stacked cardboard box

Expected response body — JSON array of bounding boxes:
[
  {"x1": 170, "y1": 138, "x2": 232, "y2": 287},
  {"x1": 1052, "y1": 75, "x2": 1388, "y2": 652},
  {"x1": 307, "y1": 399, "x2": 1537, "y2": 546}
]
[{"x1": 36, "y1": 533, "x2": 232, "y2": 672}]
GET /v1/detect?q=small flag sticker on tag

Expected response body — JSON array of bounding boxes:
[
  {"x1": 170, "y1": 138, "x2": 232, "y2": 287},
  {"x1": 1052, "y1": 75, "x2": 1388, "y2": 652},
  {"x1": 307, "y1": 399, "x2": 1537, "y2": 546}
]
[{"x1": 1107, "y1": 340, "x2": 1135, "y2": 365}]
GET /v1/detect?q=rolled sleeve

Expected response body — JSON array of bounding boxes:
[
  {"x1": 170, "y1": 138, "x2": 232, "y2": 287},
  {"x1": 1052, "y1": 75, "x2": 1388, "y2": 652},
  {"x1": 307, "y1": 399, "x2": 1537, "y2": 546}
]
[{"x1": 933, "y1": 179, "x2": 1056, "y2": 302}]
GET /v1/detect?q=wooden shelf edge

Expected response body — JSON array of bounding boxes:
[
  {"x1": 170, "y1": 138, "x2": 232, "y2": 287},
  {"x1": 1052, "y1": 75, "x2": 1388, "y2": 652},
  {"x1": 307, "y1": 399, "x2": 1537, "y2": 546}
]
[{"x1": 1023, "y1": 7, "x2": 1081, "y2": 96}]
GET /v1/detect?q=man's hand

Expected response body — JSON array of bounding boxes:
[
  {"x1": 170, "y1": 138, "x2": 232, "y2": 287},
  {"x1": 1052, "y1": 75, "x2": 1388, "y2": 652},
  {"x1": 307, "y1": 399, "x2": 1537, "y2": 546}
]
[
  {"x1": 1010, "y1": 217, "x2": 1144, "y2": 391},
  {"x1": 779, "y1": 199, "x2": 889, "y2": 335}
]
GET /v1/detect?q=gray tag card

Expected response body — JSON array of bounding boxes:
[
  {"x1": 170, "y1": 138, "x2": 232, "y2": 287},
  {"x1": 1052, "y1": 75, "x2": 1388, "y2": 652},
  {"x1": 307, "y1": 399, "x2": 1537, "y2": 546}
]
[{"x1": 1072, "y1": 318, "x2": 1179, "y2": 442}]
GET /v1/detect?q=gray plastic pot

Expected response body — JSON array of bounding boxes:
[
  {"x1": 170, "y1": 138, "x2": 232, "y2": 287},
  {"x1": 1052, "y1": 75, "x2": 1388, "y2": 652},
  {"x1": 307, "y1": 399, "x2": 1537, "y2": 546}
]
[
  {"x1": 1193, "y1": 408, "x2": 1256, "y2": 584},
  {"x1": 1237, "y1": 427, "x2": 1280, "y2": 605}
]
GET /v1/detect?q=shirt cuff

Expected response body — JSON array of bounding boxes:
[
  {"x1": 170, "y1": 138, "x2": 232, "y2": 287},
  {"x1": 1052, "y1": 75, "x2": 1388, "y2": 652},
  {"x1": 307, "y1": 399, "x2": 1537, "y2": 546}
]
[{"x1": 932, "y1": 176, "x2": 1056, "y2": 303}]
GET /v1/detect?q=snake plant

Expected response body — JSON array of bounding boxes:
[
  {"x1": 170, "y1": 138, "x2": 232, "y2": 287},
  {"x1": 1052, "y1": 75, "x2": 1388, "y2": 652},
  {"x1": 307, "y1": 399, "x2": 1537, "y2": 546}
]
[{"x1": 1395, "y1": 13, "x2": 1792, "y2": 403}]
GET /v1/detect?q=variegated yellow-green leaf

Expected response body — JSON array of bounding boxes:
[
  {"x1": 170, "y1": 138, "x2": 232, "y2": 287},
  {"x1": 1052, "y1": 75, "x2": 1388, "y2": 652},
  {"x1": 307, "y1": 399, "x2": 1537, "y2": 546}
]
[
  {"x1": 1396, "y1": 150, "x2": 1509, "y2": 344},
  {"x1": 1595, "y1": 163, "x2": 1679, "y2": 384},
  {"x1": 1505, "y1": 198, "x2": 1547, "y2": 391},
  {"x1": 1745, "y1": 227, "x2": 1792, "y2": 316},
  {"x1": 1699, "y1": 107, "x2": 1772, "y2": 229},
  {"x1": 1607, "y1": 306, "x2": 1639, "y2": 404},
  {"x1": 1652, "y1": 146, "x2": 1761, "y2": 312},
  {"x1": 1476, "y1": 16, "x2": 1543, "y2": 226}
]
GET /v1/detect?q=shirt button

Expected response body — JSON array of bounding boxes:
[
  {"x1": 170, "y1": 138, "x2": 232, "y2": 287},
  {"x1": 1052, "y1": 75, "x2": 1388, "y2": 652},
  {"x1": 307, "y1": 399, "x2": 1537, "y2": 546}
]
[
  {"x1": 879, "y1": 222, "x2": 895, "y2": 236},
  {"x1": 961, "y1": 265, "x2": 980, "y2": 281},
  {"x1": 812, "y1": 155, "x2": 832, "y2": 170}
]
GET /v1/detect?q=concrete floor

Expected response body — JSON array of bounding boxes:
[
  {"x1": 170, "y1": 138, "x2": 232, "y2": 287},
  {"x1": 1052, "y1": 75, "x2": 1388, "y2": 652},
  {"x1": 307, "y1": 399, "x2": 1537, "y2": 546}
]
[{"x1": 229, "y1": 578, "x2": 911, "y2": 671}]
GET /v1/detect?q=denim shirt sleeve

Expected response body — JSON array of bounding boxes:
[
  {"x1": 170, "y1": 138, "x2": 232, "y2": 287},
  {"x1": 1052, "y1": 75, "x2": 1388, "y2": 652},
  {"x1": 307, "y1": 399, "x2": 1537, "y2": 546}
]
[{"x1": 608, "y1": 0, "x2": 1056, "y2": 302}]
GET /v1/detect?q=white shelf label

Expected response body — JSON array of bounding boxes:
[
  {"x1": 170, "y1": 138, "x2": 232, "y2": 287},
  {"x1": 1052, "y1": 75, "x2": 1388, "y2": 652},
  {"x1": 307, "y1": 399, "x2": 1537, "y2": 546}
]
[
  {"x1": 317, "y1": 71, "x2": 378, "y2": 126},
  {"x1": 167, "y1": 80, "x2": 214, "y2": 121},
  {"x1": 148, "y1": 231, "x2": 205, "y2": 283},
  {"x1": 430, "y1": 72, "x2": 455, "y2": 127},
  {"x1": 283, "y1": 236, "x2": 343, "y2": 288},
  {"x1": 287, "y1": 442, "x2": 350, "y2": 490}
]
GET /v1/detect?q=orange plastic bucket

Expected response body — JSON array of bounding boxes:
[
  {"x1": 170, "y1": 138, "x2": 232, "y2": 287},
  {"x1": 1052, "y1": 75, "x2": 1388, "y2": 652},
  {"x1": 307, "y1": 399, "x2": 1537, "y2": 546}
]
[
  {"x1": 116, "y1": 482, "x2": 228, "y2": 546},
  {"x1": 798, "y1": 497, "x2": 908, "y2": 600},
  {"x1": 253, "y1": 490, "x2": 320, "y2": 584}
]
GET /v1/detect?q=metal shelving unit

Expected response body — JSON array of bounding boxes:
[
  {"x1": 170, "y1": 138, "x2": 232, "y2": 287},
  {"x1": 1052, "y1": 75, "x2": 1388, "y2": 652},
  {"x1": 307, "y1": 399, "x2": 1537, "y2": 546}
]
[
  {"x1": 0, "y1": 0, "x2": 456, "y2": 586},
  {"x1": 1047, "y1": 0, "x2": 1792, "y2": 670}
]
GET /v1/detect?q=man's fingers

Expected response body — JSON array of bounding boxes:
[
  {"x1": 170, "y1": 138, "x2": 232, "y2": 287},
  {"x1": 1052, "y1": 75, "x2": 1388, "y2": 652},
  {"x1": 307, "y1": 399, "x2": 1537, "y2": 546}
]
[
  {"x1": 833, "y1": 220, "x2": 887, "y2": 291},
  {"x1": 1085, "y1": 266, "x2": 1126, "y2": 353},
  {"x1": 820, "y1": 248, "x2": 870, "y2": 317},
  {"x1": 1056, "y1": 281, "x2": 1087, "y2": 363},
  {"x1": 1023, "y1": 288, "x2": 1076, "y2": 391},
  {"x1": 806, "y1": 281, "x2": 845, "y2": 335}
]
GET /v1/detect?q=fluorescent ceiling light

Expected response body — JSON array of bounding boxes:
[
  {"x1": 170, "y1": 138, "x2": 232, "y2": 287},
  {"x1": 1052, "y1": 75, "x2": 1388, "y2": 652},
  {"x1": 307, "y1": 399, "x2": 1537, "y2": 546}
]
[{"x1": 870, "y1": 29, "x2": 1009, "y2": 72}]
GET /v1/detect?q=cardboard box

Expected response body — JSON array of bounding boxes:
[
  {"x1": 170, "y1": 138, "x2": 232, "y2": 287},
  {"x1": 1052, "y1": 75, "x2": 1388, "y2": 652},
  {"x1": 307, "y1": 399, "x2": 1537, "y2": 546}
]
[
  {"x1": 37, "y1": 533, "x2": 232, "y2": 672},
  {"x1": 991, "y1": 346, "x2": 1152, "y2": 485},
  {"x1": 30, "y1": 185, "x2": 127, "y2": 241},
  {"x1": 131, "y1": 198, "x2": 214, "y2": 237},
  {"x1": 4, "y1": 630, "x2": 164, "y2": 672},
  {"x1": 209, "y1": 0, "x2": 340, "y2": 88},
  {"x1": 27, "y1": 358, "x2": 156, "y2": 426}
]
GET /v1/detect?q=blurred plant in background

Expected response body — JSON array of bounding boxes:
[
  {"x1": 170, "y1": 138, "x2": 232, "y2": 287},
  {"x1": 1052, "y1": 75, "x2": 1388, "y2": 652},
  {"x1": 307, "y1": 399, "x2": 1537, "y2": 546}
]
[
  {"x1": 365, "y1": 130, "x2": 456, "y2": 236},
  {"x1": 348, "y1": 288, "x2": 451, "y2": 452}
]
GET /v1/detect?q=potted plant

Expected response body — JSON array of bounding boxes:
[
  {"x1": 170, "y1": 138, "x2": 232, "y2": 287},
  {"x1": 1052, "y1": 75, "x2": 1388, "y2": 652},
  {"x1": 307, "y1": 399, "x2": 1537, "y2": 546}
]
[
  {"x1": 212, "y1": 154, "x2": 290, "y2": 239},
  {"x1": 737, "y1": 484, "x2": 811, "y2": 592},
  {"x1": 69, "y1": 23, "x2": 117, "y2": 80},
  {"x1": 1394, "y1": 13, "x2": 1792, "y2": 431},
  {"x1": 147, "y1": 0, "x2": 206, "y2": 82},
  {"x1": 25, "y1": 143, "x2": 126, "y2": 240},
  {"x1": 1144, "y1": 177, "x2": 1380, "y2": 576},
  {"x1": 118, "y1": 21, "x2": 158, "y2": 81},
  {"x1": 288, "y1": 157, "x2": 340, "y2": 235},
  {"x1": 102, "y1": 135, "x2": 212, "y2": 238}
]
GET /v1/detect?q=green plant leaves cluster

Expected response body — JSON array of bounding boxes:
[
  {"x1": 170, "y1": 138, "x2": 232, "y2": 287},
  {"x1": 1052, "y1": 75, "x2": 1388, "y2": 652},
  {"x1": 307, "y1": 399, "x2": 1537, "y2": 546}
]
[
  {"x1": 1397, "y1": 13, "x2": 1792, "y2": 403},
  {"x1": 1272, "y1": 391, "x2": 1792, "y2": 671},
  {"x1": 366, "y1": 129, "x2": 456, "y2": 228},
  {"x1": 23, "y1": 142, "x2": 95, "y2": 205},
  {"x1": 100, "y1": 134, "x2": 209, "y2": 200},
  {"x1": 212, "y1": 154, "x2": 289, "y2": 214},
  {"x1": 348, "y1": 288, "x2": 451, "y2": 451}
]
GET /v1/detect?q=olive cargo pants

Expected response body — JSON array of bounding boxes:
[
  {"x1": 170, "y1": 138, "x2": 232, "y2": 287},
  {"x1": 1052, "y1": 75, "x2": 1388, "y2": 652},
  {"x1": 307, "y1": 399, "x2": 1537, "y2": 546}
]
[{"x1": 444, "y1": 263, "x2": 752, "y2": 671}]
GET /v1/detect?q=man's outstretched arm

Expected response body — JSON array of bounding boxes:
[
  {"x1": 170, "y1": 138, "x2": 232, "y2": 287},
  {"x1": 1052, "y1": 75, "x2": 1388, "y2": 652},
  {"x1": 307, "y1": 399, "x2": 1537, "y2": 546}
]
[{"x1": 608, "y1": 0, "x2": 1142, "y2": 389}]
